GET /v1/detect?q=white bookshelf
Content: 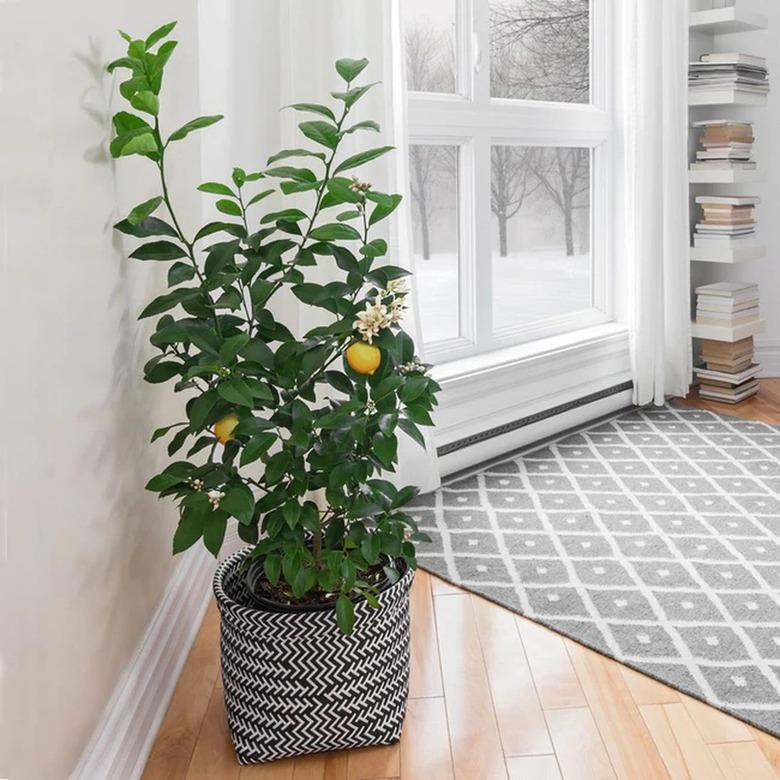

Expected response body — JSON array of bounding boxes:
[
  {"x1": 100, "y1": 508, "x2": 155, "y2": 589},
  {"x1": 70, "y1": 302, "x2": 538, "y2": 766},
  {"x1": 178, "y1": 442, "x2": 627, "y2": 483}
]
[
  {"x1": 689, "y1": 245, "x2": 766, "y2": 264},
  {"x1": 691, "y1": 319, "x2": 766, "y2": 342},
  {"x1": 688, "y1": 88, "x2": 767, "y2": 106},
  {"x1": 689, "y1": 6, "x2": 767, "y2": 35},
  {"x1": 688, "y1": 168, "x2": 761, "y2": 184}
]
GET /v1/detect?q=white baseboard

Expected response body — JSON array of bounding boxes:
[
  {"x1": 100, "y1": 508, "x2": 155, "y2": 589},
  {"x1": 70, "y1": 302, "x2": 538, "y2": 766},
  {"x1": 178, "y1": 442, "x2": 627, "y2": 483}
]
[
  {"x1": 69, "y1": 545, "x2": 215, "y2": 780},
  {"x1": 755, "y1": 340, "x2": 780, "y2": 378}
]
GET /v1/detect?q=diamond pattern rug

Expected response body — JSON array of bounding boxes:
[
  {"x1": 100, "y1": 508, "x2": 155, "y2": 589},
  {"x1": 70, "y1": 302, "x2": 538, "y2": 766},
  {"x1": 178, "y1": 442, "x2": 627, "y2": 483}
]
[{"x1": 411, "y1": 404, "x2": 780, "y2": 736}]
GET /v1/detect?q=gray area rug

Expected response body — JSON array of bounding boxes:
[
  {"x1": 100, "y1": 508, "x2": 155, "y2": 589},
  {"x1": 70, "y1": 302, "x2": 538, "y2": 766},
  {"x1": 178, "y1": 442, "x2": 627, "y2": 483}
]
[{"x1": 411, "y1": 404, "x2": 780, "y2": 736}]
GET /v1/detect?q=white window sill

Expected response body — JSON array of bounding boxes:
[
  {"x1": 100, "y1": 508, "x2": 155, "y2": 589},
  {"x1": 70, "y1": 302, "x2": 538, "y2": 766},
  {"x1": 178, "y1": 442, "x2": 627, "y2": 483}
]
[{"x1": 431, "y1": 322, "x2": 630, "y2": 387}]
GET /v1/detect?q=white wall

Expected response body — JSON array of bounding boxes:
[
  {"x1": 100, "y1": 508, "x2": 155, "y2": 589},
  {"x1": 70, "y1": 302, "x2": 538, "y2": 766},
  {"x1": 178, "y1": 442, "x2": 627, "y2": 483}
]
[
  {"x1": 690, "y1": 1, "x2": 780, "y2": 375},
  {"x1": 0, "y1": 3, "x2": 203, "y2": 778}
]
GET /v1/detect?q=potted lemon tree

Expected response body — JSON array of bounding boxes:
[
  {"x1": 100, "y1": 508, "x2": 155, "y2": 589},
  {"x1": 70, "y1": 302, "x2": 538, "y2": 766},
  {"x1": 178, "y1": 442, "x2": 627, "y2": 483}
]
[{"x1": 108, "y1": 22, "x2": 439, "y2": 764}]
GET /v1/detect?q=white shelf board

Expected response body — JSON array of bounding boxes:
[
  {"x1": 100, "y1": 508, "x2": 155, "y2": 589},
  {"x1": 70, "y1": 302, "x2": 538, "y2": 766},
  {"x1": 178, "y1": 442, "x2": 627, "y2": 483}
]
[
  {"x1": 688, "y1": 88, "x2": 767, "y2": 107},
  {"x1": 688, "y1": 168, "x2": 761, "y2": 184},
  {"x1": 690, "y1": 245, "x2": 766, "y2": 264},
  {"x1": 691, "y1": 319, "x2": 765, "y2": 343},
  {"x1": 689, "y1": 6, "x2": 767, "y2": 34}
]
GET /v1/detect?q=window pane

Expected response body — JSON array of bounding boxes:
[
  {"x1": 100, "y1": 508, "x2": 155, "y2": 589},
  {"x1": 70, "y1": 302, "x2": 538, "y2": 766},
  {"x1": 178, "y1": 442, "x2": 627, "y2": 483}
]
[
  {"x1": 409, "y1": 144, "x2": 460, "y2": 343},
  {"x1": 490, "y1": 0, "x2": 590, "y2": 103},
  {"x1": 403, "y1": 0, "x2": 457, "y2": 94},
  {"x1": 491, "y1": 145, "x2": 591, "y2": 332}
]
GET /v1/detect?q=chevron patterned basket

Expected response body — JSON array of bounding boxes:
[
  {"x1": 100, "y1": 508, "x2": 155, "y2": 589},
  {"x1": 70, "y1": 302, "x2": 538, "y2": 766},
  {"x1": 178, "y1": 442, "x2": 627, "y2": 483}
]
[{"x1": 213, "y1": 547, "x2": 414, "y2": 764}]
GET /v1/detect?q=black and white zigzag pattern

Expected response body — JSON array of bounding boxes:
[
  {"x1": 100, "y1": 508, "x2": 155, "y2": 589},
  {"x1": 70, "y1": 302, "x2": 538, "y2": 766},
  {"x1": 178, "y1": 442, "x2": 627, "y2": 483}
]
[{"x1": 213, "y1": 549, "x2": 414, "y2": 764}]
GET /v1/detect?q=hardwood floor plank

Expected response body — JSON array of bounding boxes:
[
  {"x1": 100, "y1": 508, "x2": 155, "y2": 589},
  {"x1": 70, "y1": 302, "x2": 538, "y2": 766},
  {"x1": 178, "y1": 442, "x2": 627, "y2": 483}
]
[
  {"x1": 544, "y1": 707, "x2": 616, "y2": 780},
  {"x1": 345, "y1": 744, "x2": 399, "y2": 780},
  {"x1": 400, "y1": 697, "x2": 454, "y2": 780},
  {"x1": 290, "y1": 752, "x2": 347, "y2": 780},
  {"x1": 471, "y1": 597, "x2": 553, "y2": 757},
  {"x1": 143, "y1": 601, "x2": 222, "y2": 780},
  {"x1": 185, "y1": 682, "x2": 239, "y2": 780},
  {"x1": 409, "y1": 571, "x2": 444, "y2": 699},
  {"x1": 564, "y1": 640, "x2": 670, "y2": 779},
  {"x1": 429, "y1": 576, "x2": 462, "y2": 596},
  {"x1": 661, "y1": 703, "x2": 725, "y2": 780},
  {"x1": 639, "y1": 705, "x2": 691, "y2": 780},
  {"x1": 239, "y1": 759, "x2": 295, "y2": 779},
  {"x1": 678, "y1": 694, "x2": 752, "y2": 744},
  {"x1": 505, "y1": 755, "x2": 562, "y2": 780},
  {"x1": 750, "y1": 726, "x2": 780, "y2": 773},
  {"x1": 433, "y1": 593, "x2": 508, "y2": 780},
  {"x1": 710, "y1": 740, "x2": 779, "y2": 780},
  {"x1": 620, "y1": 666, "x2": 680, "y2": 706},
  {"x1": 514, "y1": 617, "x2": 587, "y2": 710}
]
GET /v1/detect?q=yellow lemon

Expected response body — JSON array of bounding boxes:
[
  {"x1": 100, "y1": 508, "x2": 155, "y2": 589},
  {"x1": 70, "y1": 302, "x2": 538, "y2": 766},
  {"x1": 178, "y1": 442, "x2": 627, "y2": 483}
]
[
  {"x1": 346, "y1": 341, "x2": 381, "y2": 375},
  {"x1": 213, "y1": 413, "x2": 239, "y2": 444}
]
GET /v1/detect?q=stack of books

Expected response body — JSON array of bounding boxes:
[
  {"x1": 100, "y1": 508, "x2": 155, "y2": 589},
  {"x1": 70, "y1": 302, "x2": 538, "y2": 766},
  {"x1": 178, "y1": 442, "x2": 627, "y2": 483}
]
[
  {"x1": 695, "y1": 282, "x2": 760, "y2": 329},
  {"x1": 696, "y1": 337, "x2": 760, "y2": 404},
  {"x1": 689, "y1": 53, "x2": 770, "y2": 100},
  {"x1": 693, "y1": 195, "x2": 760, "y2": 248},
  {"x1": 690, "y1": 120, "x2": 755, "y2": 172}
]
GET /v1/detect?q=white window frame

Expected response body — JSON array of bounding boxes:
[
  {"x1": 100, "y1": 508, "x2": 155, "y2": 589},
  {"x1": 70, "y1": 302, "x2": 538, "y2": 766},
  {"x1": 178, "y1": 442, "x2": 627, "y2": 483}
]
[{"x1": 406, "y1": 0, "x2": 615, "y2": 364}]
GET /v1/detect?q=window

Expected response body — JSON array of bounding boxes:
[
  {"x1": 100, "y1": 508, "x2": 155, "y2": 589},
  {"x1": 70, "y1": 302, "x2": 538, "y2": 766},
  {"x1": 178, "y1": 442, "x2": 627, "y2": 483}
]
[{"x1": 404, "y1": 0, "x2": 613, "y2": 363}]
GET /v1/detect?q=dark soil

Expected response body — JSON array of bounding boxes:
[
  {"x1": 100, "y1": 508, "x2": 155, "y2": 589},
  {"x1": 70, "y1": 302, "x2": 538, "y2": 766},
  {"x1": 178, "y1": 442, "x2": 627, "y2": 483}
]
[{"x1": 247, "y1": 562, "x2": 390, "y2": 611}]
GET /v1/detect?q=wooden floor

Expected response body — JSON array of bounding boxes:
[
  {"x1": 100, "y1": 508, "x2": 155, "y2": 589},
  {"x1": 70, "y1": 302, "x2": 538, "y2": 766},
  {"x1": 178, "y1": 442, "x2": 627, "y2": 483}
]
[{"x1": 143, "y1": 380, "x2": 780, "y2": 780}]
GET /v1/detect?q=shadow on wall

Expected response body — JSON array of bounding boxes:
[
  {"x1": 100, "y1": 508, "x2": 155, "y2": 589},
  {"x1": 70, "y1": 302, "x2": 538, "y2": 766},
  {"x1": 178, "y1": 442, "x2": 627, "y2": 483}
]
[{"x1": 73, "y1": 36, "x2": 176, "y2": 663}]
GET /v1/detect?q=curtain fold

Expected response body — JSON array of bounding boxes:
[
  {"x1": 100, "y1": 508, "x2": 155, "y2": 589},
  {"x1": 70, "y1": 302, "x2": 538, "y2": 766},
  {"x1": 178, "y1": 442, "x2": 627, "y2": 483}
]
[
  {"x1": 279, "y1": 0, "x2": 442, "y2": 492},
  {"x1": 618, "y1": 0, "x2": 692, "y2": 406}
]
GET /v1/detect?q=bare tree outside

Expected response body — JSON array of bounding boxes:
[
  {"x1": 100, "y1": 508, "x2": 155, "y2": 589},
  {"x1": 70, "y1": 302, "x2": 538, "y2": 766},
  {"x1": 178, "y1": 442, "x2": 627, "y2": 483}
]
[
  {"x1": 489, "y1": 0, "x2": 590, "y2": 103},
  {"x1": 491, "y1": 146, "x2": 541, "y2": 258},
  {"x1": 533, "y1": 147, "x2": 590, "y2": 256}
]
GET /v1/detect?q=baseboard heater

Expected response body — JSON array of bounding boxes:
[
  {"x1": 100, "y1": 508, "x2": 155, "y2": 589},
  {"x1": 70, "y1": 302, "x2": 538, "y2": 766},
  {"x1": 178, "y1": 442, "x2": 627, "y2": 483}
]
[{"x1": 436, "y1": 380, "x2": 635, "y2": 457}]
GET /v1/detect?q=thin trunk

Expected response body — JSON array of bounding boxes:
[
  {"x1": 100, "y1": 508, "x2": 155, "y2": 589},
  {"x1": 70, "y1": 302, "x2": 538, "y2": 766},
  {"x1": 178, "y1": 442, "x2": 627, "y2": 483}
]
[
  {"x1": 563, "y1": 198, "x2": 575, "y2": 256},
  {"x1": 420, "y1": 207, "x2": 432, "y2": 260},
  {"x1": 498, "y1": 213, "x2": 508, "y2": 258}
]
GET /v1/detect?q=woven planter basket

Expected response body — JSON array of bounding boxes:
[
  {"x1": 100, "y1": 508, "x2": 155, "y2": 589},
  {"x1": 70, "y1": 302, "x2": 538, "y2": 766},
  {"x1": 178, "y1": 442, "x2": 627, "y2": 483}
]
[{"x1": 213, "y1": 547, "x2": 414, "y2": 764}]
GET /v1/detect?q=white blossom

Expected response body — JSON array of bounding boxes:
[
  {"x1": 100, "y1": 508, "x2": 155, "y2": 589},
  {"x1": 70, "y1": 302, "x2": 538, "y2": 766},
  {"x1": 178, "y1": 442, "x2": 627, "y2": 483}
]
[{"x1": 207, "y1": 489, "x2": 225, "y2": 508}]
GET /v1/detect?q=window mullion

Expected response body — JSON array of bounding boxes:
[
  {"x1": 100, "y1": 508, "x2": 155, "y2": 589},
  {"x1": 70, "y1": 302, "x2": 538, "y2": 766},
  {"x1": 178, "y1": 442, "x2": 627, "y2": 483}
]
[{"x1": 473, "y1": 131, "x2": 493, "y2": 353}]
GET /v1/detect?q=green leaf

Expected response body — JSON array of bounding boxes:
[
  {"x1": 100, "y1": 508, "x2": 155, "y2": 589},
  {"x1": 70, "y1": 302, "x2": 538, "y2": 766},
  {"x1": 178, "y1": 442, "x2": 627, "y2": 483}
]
[
  {"x1": 266, "y1": 148, "x2": 326, "y2": 165},
  {"x1": 336, "y1": 594, "x2": 355, "y2": 634},
  {"x1": 217, "y1": 377, "x2": 254, "y2": 407},
  {"x1": 197, "y1": 181, "x2": 236, "y2": 197},
  {"x1": 168, "y1": 114, "x2": 224, "y2": 142},
  {"x1": 372, "y1": 432, "x2": 397, "y2": 467},
  {"x1": 398, "y1": 417, "x2": 426, "y2": 448},
  {"x1": 150, "y1": 422, "x2": 187, "y2": 443},
  {"x1": 115, "y1": 131, "x2": 158, "y2": 157},
  {"x1": 335, "y1": 57, "x2": 369, "y2": 83},
  {"x1": 127, "y1": 196, "x2": 163, "y2": 226},
  {"x1": 219, "y1": 333, "x2": 250, "y2": 364},
  {"x1": 220, "y1": 484, "x2": 255, "y2": 524},
  {"x1": 139, "y1": 287, "x2": 201, "y2": 319},
  {"x1": 240, "y1": 433, "x2": 276, "y2": 466},
  {"x1": 129, "y1": 240, "x2": 187, "y2": 261},
  {"x1": 260, "y1": 208, "x2": 307, "y2": 225},
  {"x1": 130, "y1": 90, "x2": 159, "y2": 116},
  {"x1": 283, "y1": 501, "x2": 301, "y2": 529},
  {"x1": 309, "y1": 223, "x2": 361, "y2": 241},
  {"x1": 232, "y1": 167, "x2": 246, "y2": 187},
  {"x1": 168, "y1": 261, "x2": 195, "y2": 286},
  {"x1": 149, "y1": 40, "x2": 178, "y2": 77},
  {"x1": 286, "y1": 102, "x2": 336, "y2": 121},
  {"x1": 334, "y1": 146, "x2": 393, "y2": 175},
  {"x1": 203, "y1": 511, "x2": 227, "y2": 556},
  {"x1": 216, "y1": 199, "x2": 242, "y2": 217},
  {"x1": 172, "y1": 498, "x2": 208, "y2": 554},
  {"x1": 264, "y1": 554, "x2": 282, "y2": 585},
  {"x1": 299, "y1": 121, "x2": 339, "y2": 149},
  {"x1": 331, "y1": 82, "x2": 378, "y2": 108},
  {"x1": 144, "y1": 360, "x2": 181, "y2": 383},
  {"x1": 107, "y1": 56, "x2": 140, "y2": 74},
  {"x1": 145, "y1": 20, "x2": 177, "y2": 49},
  {"x1": 246, "y1": 189, "x2": 275, "y2": 208},
  {"x1": 114, "y1": 216, "x2": 178, "y2": 238},
  {"x1": 343, "y1": 120, "x2": 380, "y2": 135},
  {"x1": 193, "y1": 221, "x2": 246, "y2": 242},
  {"x1": 400, "y1": 376, "x2": 428, "y2": 403},
  {"x1": 264, "y1": 450, "x2": 292, "y2": 485},
  {"x1": 189, "y1": 389, "x2": 218, "y2": 430},
  {"x1": 264, "y1": 166, "x2": 317, "y2": 182},
  {"x1": 145, "y1": 471, "x2": 185, "y2": 491},
  {"x1": 369, "y1": 193, "x2": 403, "y2": 227}
]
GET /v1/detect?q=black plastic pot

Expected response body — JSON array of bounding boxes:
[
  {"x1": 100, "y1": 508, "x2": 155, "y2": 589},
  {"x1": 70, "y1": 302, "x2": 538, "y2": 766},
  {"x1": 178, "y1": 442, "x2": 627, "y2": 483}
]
[{"x1": 213, "y1": 547, "x2": 414, "y2": 764}]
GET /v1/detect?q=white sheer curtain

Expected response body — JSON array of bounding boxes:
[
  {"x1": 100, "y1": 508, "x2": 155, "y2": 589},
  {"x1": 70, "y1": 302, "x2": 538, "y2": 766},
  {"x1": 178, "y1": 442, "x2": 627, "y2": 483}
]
[
  {"x1": 278, "y1": 0, "x2": 442, "y2": 492},
  {"x1": 616, "y1": 0, "x2": 692, "y2": 405}
]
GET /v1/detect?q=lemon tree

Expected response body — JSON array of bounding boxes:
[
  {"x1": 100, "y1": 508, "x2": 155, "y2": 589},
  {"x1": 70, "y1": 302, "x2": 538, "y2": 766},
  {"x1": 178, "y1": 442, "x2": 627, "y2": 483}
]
[{"x1": 109, "y1": 22, "x2": 439, "y2": 632}]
